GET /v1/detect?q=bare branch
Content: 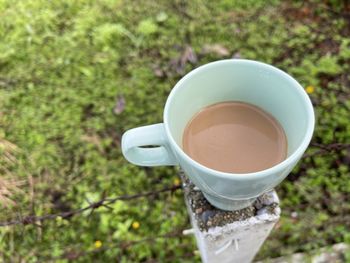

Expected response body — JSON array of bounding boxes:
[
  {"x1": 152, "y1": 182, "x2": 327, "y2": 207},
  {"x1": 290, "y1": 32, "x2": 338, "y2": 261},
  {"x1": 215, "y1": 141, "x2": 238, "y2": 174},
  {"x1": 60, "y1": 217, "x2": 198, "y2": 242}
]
[
  {"x1": 0, "y1": 185, "x2": 181, "y2": 227},
  {"x1": 303, "y1": 143, "x2": 350, "y2": 158}
]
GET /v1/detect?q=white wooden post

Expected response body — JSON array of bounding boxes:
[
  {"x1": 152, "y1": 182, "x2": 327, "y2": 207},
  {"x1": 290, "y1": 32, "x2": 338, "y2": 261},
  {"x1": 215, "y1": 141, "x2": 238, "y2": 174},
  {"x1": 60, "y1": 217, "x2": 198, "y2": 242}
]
[{"x1": 181, "y1": 172, "x2": 280, "y2": 263}]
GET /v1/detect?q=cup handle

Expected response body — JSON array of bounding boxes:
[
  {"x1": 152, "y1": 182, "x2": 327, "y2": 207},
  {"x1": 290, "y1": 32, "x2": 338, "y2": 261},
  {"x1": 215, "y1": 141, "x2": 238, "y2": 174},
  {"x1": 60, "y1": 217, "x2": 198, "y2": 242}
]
[{"x1": 121, "y1": 123, "x2": 178, "y2": 166}]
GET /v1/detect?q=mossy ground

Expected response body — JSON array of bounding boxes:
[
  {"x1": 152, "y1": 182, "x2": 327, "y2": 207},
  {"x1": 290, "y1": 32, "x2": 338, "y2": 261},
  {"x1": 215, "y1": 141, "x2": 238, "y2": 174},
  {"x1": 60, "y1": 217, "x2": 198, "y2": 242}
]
[{"x1": 0, "y1": 0, "x2": 349, "y2": 262}]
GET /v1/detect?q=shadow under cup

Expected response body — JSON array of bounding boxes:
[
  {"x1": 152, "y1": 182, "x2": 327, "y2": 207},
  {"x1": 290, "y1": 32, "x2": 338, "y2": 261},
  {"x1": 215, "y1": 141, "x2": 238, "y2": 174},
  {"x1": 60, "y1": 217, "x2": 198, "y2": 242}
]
[{"x1": 164, "y1": 60, "x2": 314, "y2": 210}]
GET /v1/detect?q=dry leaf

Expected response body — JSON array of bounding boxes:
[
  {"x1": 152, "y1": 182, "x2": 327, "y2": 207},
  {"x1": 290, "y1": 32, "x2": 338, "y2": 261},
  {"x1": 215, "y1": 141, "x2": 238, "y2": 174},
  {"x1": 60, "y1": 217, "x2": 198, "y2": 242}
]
[
  {"x1": 113, "y1": 95, "x2": 125, "y2": 115},
  {"x1": 170, "y1": 45, "x2": 197, "y2": 75},
  {"x1": 152, "y1": 64, "x2": 165, "y2": 77},
  {"x1": 0, "y1": 178, "x2": 25, "y2": 207},
  {"x1": 181, "y1": 46, "x2": 197, "y2": 65},
  {"x1": 232, "y1": 52, "x2": 241, "y2": 59},
  {"x1": 201, "y1": 44, "x2": 230, "y2": 57}
]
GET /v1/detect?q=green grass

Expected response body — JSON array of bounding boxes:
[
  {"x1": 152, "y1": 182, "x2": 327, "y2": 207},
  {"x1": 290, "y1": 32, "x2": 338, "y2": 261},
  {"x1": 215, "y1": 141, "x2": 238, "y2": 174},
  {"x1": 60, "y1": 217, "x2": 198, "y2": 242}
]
[{"x1": 0, "y1": 0, "x2": 349, "y2": 262}]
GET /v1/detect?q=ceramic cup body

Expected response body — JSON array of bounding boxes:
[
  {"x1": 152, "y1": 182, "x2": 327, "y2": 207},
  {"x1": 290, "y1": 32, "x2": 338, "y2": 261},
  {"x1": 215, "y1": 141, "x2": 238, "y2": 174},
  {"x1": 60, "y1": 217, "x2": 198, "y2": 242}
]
[{"x1": 122, "y1": 59, "x2": 315, "y2": 210}]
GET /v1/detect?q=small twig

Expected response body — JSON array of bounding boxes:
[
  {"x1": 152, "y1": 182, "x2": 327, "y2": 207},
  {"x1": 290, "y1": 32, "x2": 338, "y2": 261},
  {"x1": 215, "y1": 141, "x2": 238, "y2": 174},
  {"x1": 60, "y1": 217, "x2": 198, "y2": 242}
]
[
  {"x1": 303, "y1": 143, "x2": 350, "y2": 158},
  {"x1": 0, "y1": 185, "x2": 182, "y2": 227}
]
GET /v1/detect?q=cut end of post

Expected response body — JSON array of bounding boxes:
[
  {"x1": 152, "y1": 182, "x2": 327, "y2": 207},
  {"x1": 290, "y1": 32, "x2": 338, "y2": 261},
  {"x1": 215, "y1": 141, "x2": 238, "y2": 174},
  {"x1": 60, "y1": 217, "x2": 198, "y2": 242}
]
[{"x1": 180, "y1": 171, "x2": 280, "y2": 232}]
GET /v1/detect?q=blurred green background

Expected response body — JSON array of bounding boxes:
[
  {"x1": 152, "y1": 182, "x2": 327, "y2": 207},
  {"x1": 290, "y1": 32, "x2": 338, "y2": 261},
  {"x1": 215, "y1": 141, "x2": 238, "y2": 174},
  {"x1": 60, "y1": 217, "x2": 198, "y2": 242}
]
[{"x1": 0, "y1": 0, "x2": 349, "y2": 262}]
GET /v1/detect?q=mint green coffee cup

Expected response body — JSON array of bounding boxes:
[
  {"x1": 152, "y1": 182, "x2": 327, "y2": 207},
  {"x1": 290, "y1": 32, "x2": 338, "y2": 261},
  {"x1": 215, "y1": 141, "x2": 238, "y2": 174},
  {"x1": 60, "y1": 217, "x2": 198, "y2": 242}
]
[{"x1": 122, "y1": 59, "x2": 315, "y2": 211}]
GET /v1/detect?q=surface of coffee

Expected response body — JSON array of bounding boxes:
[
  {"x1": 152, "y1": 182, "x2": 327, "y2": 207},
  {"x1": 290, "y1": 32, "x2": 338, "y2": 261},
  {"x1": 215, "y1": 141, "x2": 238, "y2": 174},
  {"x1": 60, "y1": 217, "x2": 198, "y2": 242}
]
[{"x1": 182, "y1": 101, "x2": 287, "y2": 173}]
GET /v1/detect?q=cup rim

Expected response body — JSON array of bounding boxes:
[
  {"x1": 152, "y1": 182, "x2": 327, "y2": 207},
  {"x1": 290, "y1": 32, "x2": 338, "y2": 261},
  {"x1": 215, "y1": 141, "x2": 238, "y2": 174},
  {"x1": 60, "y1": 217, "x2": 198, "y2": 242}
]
[{"x1": 164, "y1": 59, "x2": 315, "y2": 180}]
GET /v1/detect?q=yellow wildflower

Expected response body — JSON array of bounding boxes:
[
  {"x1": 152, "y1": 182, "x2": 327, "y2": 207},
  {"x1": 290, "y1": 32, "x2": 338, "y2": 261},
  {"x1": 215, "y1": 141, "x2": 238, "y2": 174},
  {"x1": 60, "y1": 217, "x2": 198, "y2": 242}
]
[
  {"x1": 132, "y1": 221, "x2": 140, "y2": 229},
  {"x1": 305, "y1": 85, "x2": 315, "y2": 94},
  {"x1": 94, "y1": 240, "x2": 102, "y2": 249},
  {"x1": 174, "y1": 178, "x2": 181, "y2": 186}
]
